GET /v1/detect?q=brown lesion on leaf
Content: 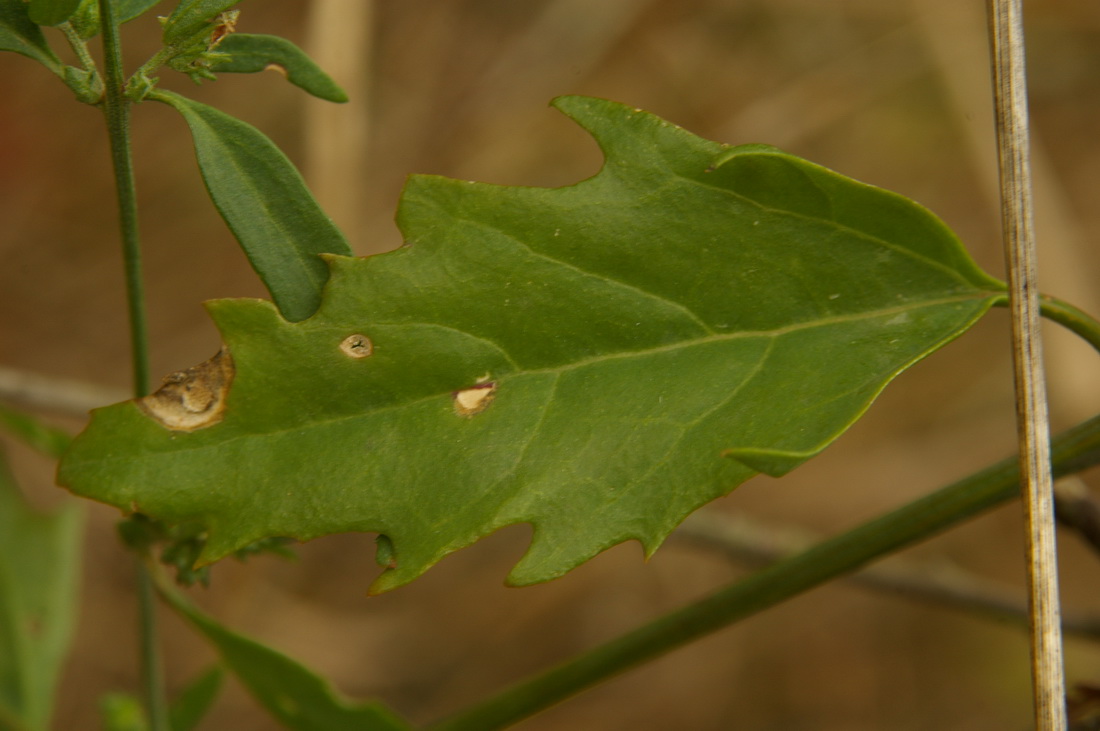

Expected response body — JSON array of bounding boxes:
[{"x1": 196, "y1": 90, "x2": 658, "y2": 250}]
[
  {"x1": 209, "y1": 10, "x2": 239, "y2": 47},
  {"x1": 339, "y1": 334, "x2": 373, "y2": 358},
  {"x1": 453, "y1": 376, "x2": 496, "y2": 417},
  {"x1": 138, "y1": 349, "x2": 235, "y2": 431}
]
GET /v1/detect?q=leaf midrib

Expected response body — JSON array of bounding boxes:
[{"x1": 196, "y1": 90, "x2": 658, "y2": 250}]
[{"x1": 75, "y1": 291, "x2": 994, "y2": 465}]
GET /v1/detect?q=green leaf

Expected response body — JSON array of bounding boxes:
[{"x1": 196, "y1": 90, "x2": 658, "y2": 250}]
[
  {"x1": 211, "y1": 34, "x2": 348, "y2": 103},
  {"x1": 0, "y1": 0, "x2": 61, "y2": 71},
  {"x1": 27, "y1": 0, "x2": 80, "y2": 26},
  {"x1": 161, "y1": 0, "x2": 237, "y2": 45},
  {"x1": 0, "y1": 403, "x2": 71, "y2": 459},
  {"x1": 58, "y1": 96, "x2": 1006, "y2": 592},
  {"x1": 161, "y1": 589, "x2": 409, "y2": 731},
  {"x1": 151, "y1": 89, "x2": 351, "y2": 322},
  {"x1": 116, "y1": 0, "x2": 162, "y2": 22},
  {"x1": 169, "y1": 666, "x2": 223, "y2": 731},
  {"x1": 0, "y1": 452, "x2": 82, "y2": 731},
  {"x1": 70, "y1": 0, "x2": 166, "y2": 38},
  {"x1": 99, "y1": 694, "x2": 148, "y2": 731}
]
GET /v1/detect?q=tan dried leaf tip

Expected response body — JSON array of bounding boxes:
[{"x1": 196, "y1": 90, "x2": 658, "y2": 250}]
[
  {"x1": 453, "y1": 380, "x2": 496, "y2": 417},
  {"x1": 339, "y1": 334, "x2": 373, "y2": 358},
  {"x1": 137, "y1": 348, "x2": 235, "y2": 431},
  {"x1": 210, "y1": 10, "x2": 239, "y2": 46}
]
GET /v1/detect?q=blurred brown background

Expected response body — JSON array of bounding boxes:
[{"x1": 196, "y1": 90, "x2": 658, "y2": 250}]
[{"x1": 2, "y1": 0, "x2": 1100, "y2": 728}]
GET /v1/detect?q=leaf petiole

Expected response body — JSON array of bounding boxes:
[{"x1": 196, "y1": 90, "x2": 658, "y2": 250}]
[
  {"x1": 58, "y1": 20, "x2": 96, "y2": 75},
  {"x1": 1038, "y1": 294, "x2": 1100, "y2": 357}
]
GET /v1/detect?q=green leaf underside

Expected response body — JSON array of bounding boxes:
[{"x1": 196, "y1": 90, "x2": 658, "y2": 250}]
[
  {"x1": 212, "y1": 34, "x2": 348, "y2": 103},
  {"x1": 0, "y1": 454, "x2": 82, "y2": 730},
  {"x1": 163, "y1": 591, "x2": 409, "y2": 730},
  {"x1": 0, "y1": 0, "x2": 61, "y2": 71},
  {"x1": 152, "y1": 89, "x2": 351, "y2": 322},
  {"x1": 27, "y1": 0, "x2": 80, "y2": 26},
  {"x1": 161, "y1": 0, "x2": 237, "y2": 45},
  {"x1": 58, "y1": 96, "x2": 1005, "y2": 592},
  {"x1": 116, "y1": 0, "x2": 161, "y2": 23}
]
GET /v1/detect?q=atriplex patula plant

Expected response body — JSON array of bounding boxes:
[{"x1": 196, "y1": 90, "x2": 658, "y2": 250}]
[{"x1": 2, "y1": 1, "x2": 1099, "y2": 728}]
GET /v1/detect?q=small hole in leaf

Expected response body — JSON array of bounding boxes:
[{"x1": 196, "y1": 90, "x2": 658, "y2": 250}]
[{"x1": 340, "y1": 334, "x2": 373, "y2": 358}]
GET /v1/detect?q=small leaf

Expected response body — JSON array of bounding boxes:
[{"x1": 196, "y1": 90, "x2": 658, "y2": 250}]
[
  {"x1": 59, "y1": 97, "x2": 1007, "y2": 592},
  {"x1": 0, "y1": 451, "x2": 82, "y2": 731},
  {"x1": 99, "y1": 694, "x2": 148, "y2": 731},
  {"x1": 27, "y1": 0, "x2": 80, "y2": 26},
  {"x1": 161, "y1": 0, "x2": 238, "y2": 45},
  {"x1": 169, "y1": 666, "x2": 223, "y2": 731},
  {"x1": 116, "y1": 0, "x2": 162, "y2": 22},
  {"x1": 162, "y1": 590, "x2": 410, "y2": 731},
  {"x1": 151, "y1": 89, "x2": 351, "y2": 322},
  {"x1": 0, "y1": 0, "x2": 61, "y2": 71},
  {"x1": 211, "y1": 34, "x2": 348, "y2": 103}
]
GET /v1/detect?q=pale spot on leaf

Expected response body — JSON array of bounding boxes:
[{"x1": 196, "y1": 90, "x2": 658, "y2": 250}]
[
  {"x1": 454, "y1": 381, "x2": 496, "y2": 417},
  {"x1": 138, "y1": 349, "x2": 234, "y2": 431}
]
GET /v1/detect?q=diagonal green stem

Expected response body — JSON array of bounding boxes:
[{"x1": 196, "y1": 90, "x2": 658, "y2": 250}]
[
  {"x1": 992, "y1": 293, "x2": 1100, "y2": 358},
  {"x1": 59, "y1": 22, "x2": 98, "y2": 78},
  {"x1": 96, "y1": 1, "x2": 164, "y2": 729},
  {"x1": 1039, "y1": 294, "x2": 1100, "y2": 357},
  {"x1": 429, "y1": 413, "x2": 1100, "y2": 731}
]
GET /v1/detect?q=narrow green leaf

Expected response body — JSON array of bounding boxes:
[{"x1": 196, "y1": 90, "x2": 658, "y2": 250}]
[
  {"x1": 0, "y1": 0, "x2": 61, "y2": 71},
  {"x1": 161, "y1": 0, "x2": 238, "y2": 45},
  {"x1": 58, "y1": 97, "x2": 1007, "y2": 592},
  {"x1": 0, "y1": 404, "x2": 72, "y2": 459},
  {"x1": 27, "y1": 0, "x2": 80, "y2": 26},
  {"x1": 151, "y1": 89, "x2": 351, "y2": 322},
  {"x1": 168, "y1": 667, "x2": 223, "y2": 731},
  {"x1": 162, "y1": 590, "x2": 409, "y2": 731},
  {"x1": 0, "y1": 452, "x2": 82, "y2": 731},
  {"x1": 212, "y1": 34, "x2": 348, "y2": 103}
]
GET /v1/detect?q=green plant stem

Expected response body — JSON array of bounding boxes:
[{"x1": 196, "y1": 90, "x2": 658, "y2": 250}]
[
  {"x1": 129, "y1": 46, "x2": 180, "y2": 91},
  {"x1": 429, "y1": 413, "x2": 1100, "y2": 731},
  {"x1": 1039, "y1": 295, "x2": 1100, "y2": 356},
  {"x1": 97, "y1": 1, "x2": 163, "y2": 728},
  {"x1": 97, "y1": 0, "x2": 149, "y2": 398},
  {"x1": 59, "y1": 22, "x2": 98, "y2": 76},
  {"x1": 136, "y1": 559, "x2": 167, "y2": 731}
]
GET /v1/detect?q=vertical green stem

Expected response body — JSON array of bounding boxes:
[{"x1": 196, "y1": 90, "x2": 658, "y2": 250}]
[
  {"x1": 96, "y1": 2, "x2": 164, "y2": 729},
  {"x1": 136, "y1": 561, "x2": 167, "y2": 731},
  {"x1": 97, "y1": 0, "x2": 149, "y2": 397}
]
